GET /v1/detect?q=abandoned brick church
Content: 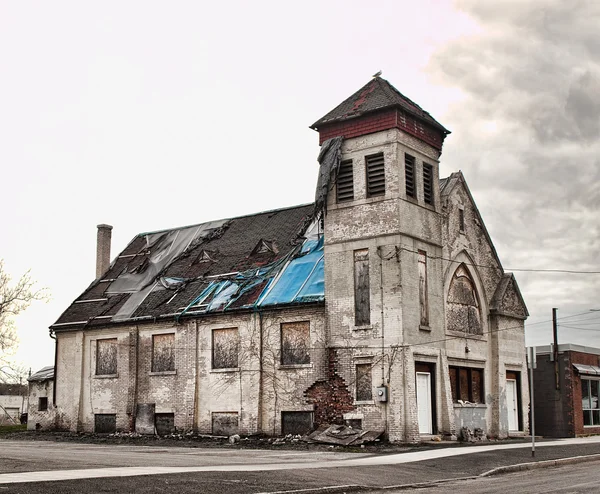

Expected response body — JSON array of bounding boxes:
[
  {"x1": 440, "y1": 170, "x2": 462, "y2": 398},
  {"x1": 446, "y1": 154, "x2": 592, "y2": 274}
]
[{"x1": 48, "y1": 77, "x2": 529, "y2": 442}]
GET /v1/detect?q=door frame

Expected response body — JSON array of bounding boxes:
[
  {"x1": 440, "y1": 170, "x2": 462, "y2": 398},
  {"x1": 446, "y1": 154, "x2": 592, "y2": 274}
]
[
  {"x1": 415, "y1": 362, "x2": 436, "y2": 434},
  {"x1": 506, "y1": 370, "x2": 523, "y2": 431}
]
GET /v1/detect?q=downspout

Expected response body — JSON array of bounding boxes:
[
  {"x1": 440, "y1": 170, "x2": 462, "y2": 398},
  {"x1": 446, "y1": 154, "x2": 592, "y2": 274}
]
[
  {"x1": 131, "y1": 325, "x2": 140, "y2": 431},
  {"x1": 50, "y1": 330, "x2": 57, "y2": 408},
  {"x1": 378, "y1": 246, "x2": 385, "y2": 386},
  {"x1": 193, "y1": 320, "x2": 199, "y2": 430},
  {"x1": 378, "y1": 246, "x2": 388, "y2": 435},
  {"x1": 257, "y1": 310, "x2": 264, "y2": 434}
]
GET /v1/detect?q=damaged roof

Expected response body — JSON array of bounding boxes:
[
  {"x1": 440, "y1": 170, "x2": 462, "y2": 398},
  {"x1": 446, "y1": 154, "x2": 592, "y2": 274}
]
[
  {"x1": 28, "y1": 366, "x2": 55, "y2": 382},
  {"x1": 52, "y1": 204, "x2": 322, "y2": 331},
  {"x1": 310, "y1": 77, "x2": 449, "y2": 134}
]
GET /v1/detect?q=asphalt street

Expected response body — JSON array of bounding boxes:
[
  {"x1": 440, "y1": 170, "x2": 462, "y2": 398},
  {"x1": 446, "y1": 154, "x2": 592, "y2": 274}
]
[
  {"x1": 360, "y1": 460, "x2": 600, "y2": 494},
  {"x1": 1, "y1": 437, "x2": 600, "y2": 493}
]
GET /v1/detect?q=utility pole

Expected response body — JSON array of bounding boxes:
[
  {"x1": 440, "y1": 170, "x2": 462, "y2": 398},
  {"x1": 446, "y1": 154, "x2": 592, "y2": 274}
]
[
  {"x1": 528, "y1": 346, "x2": 536, "y2": 457},
  {"x1": 553, "y1": 308, "x2": 559, "y2": 389}
]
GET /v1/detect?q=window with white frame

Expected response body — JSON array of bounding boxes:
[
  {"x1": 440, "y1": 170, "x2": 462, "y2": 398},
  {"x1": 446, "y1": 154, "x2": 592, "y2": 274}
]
[{"x1": 582, "y1": 378, "x2": 600, "y2": 426}]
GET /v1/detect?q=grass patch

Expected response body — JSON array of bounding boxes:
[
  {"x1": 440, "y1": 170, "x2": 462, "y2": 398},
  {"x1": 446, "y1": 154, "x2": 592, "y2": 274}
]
[{"x1": 0, "y1": 424, "x2": 27, "y2": 433}]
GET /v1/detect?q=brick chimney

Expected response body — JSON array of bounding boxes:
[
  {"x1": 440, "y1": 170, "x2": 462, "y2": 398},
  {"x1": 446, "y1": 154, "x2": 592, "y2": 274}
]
[{"x1": 96, "y1": 224, "x2": 113, "y2": 279}]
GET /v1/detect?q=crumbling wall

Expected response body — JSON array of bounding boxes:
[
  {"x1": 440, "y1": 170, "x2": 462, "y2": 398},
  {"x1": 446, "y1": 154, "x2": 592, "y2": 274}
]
[{"x1": 305, "y1": 349, "x2": 354, "y2": 426}]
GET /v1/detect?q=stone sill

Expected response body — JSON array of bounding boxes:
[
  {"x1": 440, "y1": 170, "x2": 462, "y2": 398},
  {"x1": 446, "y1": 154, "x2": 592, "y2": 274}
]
[
  {"x1": 94, "y1": 373, "x2": 118, "y2": 379},
  {"x1": 210, "y1": 368, "x2": 240, "y2": 373},
  {"x1": 354, "y1": 400, "x2": 375, "y2": 406},
  {"x1": 353, "y1": 325, "x2": 372, "y2": 331},
  {"x1": 453, "y1": 403, "x2": 487, "y2": 408},
  {"x1": 419, "y1": 325, "x2": 431, "y2": 332},
  {"x1": 149, "y1": 370, "x2": 177, "y2": 376},
  {"x1": 278, "y1": 363, "x2": 313, "y2": 370}
]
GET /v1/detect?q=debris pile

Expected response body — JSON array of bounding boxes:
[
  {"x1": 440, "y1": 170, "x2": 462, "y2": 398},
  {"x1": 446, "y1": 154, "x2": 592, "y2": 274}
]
[
  {"x1": 305, "y1": 424, "x2": 383, "y2": 446},
  {"x1": 460, "y1": 427, "x2": 487, "y2": 442}
]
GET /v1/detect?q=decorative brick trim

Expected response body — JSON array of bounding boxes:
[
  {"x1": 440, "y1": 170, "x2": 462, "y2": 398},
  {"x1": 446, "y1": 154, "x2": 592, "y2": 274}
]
[{"x1": 317, "y1": 109, "x2": 446, "y2": 150}]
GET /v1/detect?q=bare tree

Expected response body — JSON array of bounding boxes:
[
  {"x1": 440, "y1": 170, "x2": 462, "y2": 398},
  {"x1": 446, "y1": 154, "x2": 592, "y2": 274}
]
[{"x1": 0, "y1": 260, "x2": 48, "y2": 383}]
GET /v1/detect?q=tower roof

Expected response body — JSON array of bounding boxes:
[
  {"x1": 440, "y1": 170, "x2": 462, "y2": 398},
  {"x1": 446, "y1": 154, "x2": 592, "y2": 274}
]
[{"x1": 310, "y1": 77, "x2": 449, "y2": 134}]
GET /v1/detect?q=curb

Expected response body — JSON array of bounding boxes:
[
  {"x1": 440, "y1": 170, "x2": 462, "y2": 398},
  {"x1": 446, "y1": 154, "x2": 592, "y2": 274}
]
[
  {"x1": 288, "y1": 454, "x2": 600, "y2": 494},
  {"x1": 480, "y1": 453, "x2": 600, "y2": 477}
]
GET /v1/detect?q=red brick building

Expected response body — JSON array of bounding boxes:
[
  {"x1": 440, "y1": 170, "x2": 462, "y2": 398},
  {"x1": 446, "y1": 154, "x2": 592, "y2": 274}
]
[{"x1": 532, "y1": 344, "x2": 600, "y2": 437}]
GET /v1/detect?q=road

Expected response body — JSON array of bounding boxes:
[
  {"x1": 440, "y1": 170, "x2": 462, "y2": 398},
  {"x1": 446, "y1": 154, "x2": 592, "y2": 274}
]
[
  {"x1": 1, "y1": 437, "x2": 600, "y2": 493},
  {"x1": 361, "y1": 460, "x2": 600, "y2": 493}
]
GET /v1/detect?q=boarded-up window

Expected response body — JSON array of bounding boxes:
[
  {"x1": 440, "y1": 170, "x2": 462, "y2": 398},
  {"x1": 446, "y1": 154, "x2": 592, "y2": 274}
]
[
  {"x1": 423, "y1": 163, "x2": 434, "y2": 205},
  {"x1": 155, "y1": 413, "x2": 175, "y2": 435},
  {"x1": 354, "y1": 249, "x2": 370, "y2": 326},
  {"x1": 212, "y1": 412, "x2": 239, "y2": 435},
  {"x1": 366, "y1": 153, "x2": 385, "y2": 197},
  {"x1": 281, "y1": 411, "x2": 313, "y2": 435},
  {"x1": 281, "y1": 321, "x2": 310, "y2": 365},
  {"x1": 449, "y1": 366, "x2": 484, "y2": 403},
  {"x1": 38, "y1": 397, "x2": 48, "y2": 411},
  {"x1": 94, "y1": 414, "x2": 116, "y2": 433},
  {"x1": 336, "y1": 160, "x2": 354, "y2": 202},
  {"x1": 447, "y1": 265, "x2": 482, "y2": 335},
  {"x1": 418, "y1": 251, "x2": 429, "y2": 326},
  {"x1": 356, "y1": 364, "x2": 372, "y2": 401},
  {"x1": 96, "y1": 338, "x2": 117, "y2": 375},
  {"x1": 212, "y1": 328, "x2": 239, "y2": 369},
  {"x1": 152, "y1": 333, "x2": 175, "y2": 372},
  {"x1": 405, "y1": 154, "x2": 415, "y2": 198}
]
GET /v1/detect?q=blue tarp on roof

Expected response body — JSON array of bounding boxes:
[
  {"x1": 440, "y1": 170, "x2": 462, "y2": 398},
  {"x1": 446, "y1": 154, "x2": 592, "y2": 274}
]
[
  {"x1": 259, "y1": 237, "x2": 324, "y2": 306},
  {"x1": 176, "y1": 236, "x2": 325, "y2": 315}
]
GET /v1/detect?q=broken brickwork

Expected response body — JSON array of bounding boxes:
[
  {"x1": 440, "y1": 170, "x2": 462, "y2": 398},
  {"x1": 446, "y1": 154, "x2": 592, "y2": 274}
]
[{"x1": 305, "y1": 349, "x2": 354, "y2": 426}]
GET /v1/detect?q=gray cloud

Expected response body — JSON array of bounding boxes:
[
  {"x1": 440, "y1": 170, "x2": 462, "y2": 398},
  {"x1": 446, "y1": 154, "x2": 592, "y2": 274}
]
[{"x1": 429, "y1": 0, "x2": 600, "y2": 345}]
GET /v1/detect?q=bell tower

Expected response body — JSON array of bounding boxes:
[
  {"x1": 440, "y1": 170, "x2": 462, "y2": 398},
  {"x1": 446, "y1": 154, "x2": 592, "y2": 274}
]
[{"x1": 311, "y1": 76, "x2": 451, "y2": 442}]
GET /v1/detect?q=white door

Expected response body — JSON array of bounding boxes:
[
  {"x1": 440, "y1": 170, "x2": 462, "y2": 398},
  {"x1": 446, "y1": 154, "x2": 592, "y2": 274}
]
[
  {"x1": 506, "y1": 379, "x2": 519, "y2": 431},
  {"x1": 416, "y1": 372, "x2": 432, "y2": 434}
]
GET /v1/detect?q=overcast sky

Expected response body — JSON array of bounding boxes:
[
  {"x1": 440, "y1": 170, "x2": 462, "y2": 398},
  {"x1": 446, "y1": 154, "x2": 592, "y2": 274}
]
[{"x1": 2, "y1": 0, "x2": 599, "y2": 375}]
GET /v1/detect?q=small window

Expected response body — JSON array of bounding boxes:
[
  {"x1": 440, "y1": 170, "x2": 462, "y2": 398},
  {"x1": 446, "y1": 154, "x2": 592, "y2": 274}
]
[
  {"x1": 96, "y1": 338, "x2": 117, "y2": 376},
  {"x1": 212, "y1": 412, "x2": 239, "y2": 436},
  {"x1": 212, "y1": 328, "x2": 239, "y2": 369},
  {"x1": 356, "y1": 364, "x2": 373, "y2": 401},
  {"x1": 38, "y1": 397, "x2": 48, "y2": 411},
  {"x1": 459, "y1": 208, "x2": 465, "y2": 232},
  {"x1": 418, "y1": 251, "x2": 429, "y2": 326},
  {"x1": 354, "y1": 249, "x2": 370, "y2": 326},
  {"x1": 152, "y1": 333, "x2": 175, "y2": 372},
  {"x1": 336, "y1": 160, "x2": 354, "y2": 202},
  {"x1": 423, "y1": 163, "x2": 434, "y2": 205},
  {"x1": 280, "y1": 321, "x2": 310, "y2": 365},
  {"x1": 405, "y1": 154, "x2": 415, "y2": 198},
  {"x1": 449, "y1": 366, "x2": 484, "y2": 403},
  {"x1": 94, "y1": 414, "x2": 116, "y2": 433},
  {"x1": 281, "y1": 411, "x2": 313, "y2": 435},
  {"x1": 155, "y1": 413, "x2": 175, "y2": 435},
  {"x1": 366, "y1": 153, "x2": 385, "y2": 197}
]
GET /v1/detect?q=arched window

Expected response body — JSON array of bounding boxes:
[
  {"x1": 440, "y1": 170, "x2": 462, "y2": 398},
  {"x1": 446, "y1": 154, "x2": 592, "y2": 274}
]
[{"x1": 447, "y1": 265, "x2": 482, "y2": 335}]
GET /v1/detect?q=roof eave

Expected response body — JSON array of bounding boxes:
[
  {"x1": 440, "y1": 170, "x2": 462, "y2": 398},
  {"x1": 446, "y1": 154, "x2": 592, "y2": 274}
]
[{"x1": 310, "y1": 104, "x2": 450, "y2": 134}]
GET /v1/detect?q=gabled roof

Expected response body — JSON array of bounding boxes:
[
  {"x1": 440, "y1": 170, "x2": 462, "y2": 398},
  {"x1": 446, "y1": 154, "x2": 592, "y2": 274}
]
[
  {"x1": 310, "y1": 77, "x2": 449, "y2": 134},
  {"x1": 490, "y1": 273, "x2": 529, "y2": 319},
  {"x1": 51, "y1": 204, "x2": 321, "y2": 331},
  {"x1": 28, "y1": 366, "x2": 54, "y2": 382},
  {"x1": 441, "y1": 171, "x2": 504, "y2": 273}
]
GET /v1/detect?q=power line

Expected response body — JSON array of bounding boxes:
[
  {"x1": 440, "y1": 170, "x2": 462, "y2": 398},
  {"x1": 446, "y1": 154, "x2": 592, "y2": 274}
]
[{"x1": 396, "y1": 245, "x2": 600, "y2": 275}]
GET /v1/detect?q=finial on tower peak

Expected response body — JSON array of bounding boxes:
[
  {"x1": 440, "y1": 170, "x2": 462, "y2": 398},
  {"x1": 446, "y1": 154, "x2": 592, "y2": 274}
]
[{"x1": 372, "y1": 70, "x2": 382, "y2": 78}]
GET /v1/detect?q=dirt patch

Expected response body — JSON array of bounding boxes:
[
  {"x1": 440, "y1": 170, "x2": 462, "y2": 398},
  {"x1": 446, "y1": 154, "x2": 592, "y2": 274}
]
[{"x1": 0, "y1": 429, "x2": 531, "y2": 454}]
